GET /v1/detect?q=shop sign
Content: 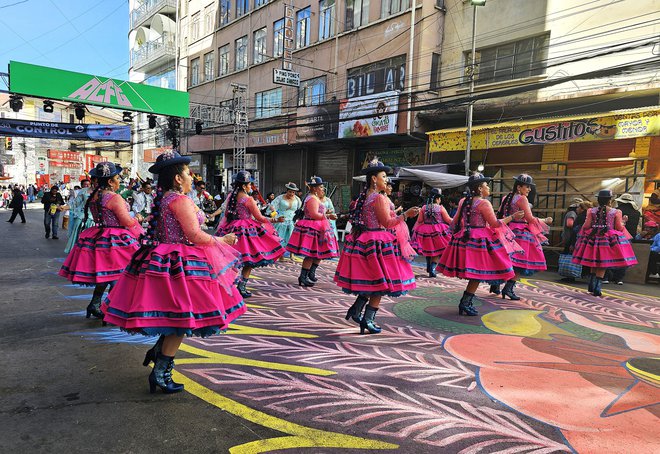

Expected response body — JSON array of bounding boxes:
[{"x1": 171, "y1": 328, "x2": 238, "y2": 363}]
[
  {"x1": 429, "y1": 109, "x2": 660, "y2": 152},
  {"x1": 273, "y1": 69, "x2": 300, "y2": 87},
  {"x1": 37, "y1": 156, "x2": 48, "y2": 173},
  {"x1": 0, "y1": 155, "x2": 16, "y2": 165},
  {"x1": 296, "y1": 102, "x2": 339, "y2": 142},
  {"x1": 282, "y1": 4, "x2": 295, "y2": 70},
  {"x1": 0, "y1": 118, "x2": 131, "y2": 142},
  {"x1": 84, "y1": 154, "x2": 108, "y2": 172},
  {"x1": 48, "y1": 150, "x2": 82, "y2": 162},
  {"x1": 347, "y1": 55, "x2": 405, "y2": 99},
  {"x1": 248, "y1": 129, "x2": 288, "y2": 147},
  {"x1": 49, "y1": 160, "x2": 82, "y2": 169},
  {"x1": 338, "y1": 91, "x2": 398, "y2": 138},
  {"x1": 143, "y1": 146, "x2": 172, "y2": 163},
  {"x1": 9, "y1": 61, "x2": 189, "y2": 117},
  {"x1": 223, "y1": 153, "x2": 258, "y2": 169}
]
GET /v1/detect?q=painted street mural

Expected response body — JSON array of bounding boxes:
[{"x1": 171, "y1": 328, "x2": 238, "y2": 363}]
[{"x1": 73, "y1": 260, "x2": 659, "y2": 453}]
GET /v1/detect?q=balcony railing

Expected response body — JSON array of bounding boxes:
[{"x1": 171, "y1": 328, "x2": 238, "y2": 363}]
[
  {"x1": 130, "y1": 0, "x2": 177, "y2": 29},
  {"x1": 130, "y1": 35, "x2": 176, "y2": 71}
]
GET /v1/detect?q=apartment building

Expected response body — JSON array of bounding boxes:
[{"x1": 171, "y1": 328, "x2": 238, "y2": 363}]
[
  {"x1": 180, "y1": 0, "x2": 447, "y2": 211},
  {"x1": 128, "y1": 0, "x2": 179, "y2": 178},
  {"x1": 426, "y1": 0, "x2": 660, "y2": 211}
]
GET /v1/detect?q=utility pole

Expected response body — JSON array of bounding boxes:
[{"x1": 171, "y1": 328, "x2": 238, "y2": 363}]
[
  {"x1": 232, "y1": 83, "x2": 248, "y2": 178},
  {"x1": 22, "y1": 139, "x2": 27, "y2": 186}
]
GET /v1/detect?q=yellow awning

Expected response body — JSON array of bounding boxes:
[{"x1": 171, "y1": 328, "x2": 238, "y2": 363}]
[{"x1": 427, "y1": 106, "x2": 660, "y2": 152}]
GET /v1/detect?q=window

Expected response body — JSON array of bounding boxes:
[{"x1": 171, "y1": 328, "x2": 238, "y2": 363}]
[
  {"x1": 204, "y1": 52, "x2": 214, "y2": 81},
  {"x1": 204, "y1": 5, "x2": 215, "y2": 34},
  {"x1": 218, "y1": 44, "x2": 230, "y2": 76},
  {"x1": 255, "y1": 88, "x2": 282, "y2": 119},
  {"x1": 430, "y1": 53, "x2": 441, "y2": 90},
  {"x1": 191, "y1": 12, "x2": 200, "y2": 40},
  {"x1": 237, "y1": 0, "x2": 249, "y2": 18},
  {"x1": 235, "y1": 36, "x2": 248, "y2": 71},
  {"x1": 298, "y1": 76, "x2": 326, "y2": 106},
  {"x1": 253, "y1": 27, "x2": 267, "y2": 64},
  {"x1": 190, "y1": 57, "x2": 200, "y2": 86},
  {"x1": 346, "y1": 55, "x2": 406, "y2": 98},
  {"x1": 319, "y1": 0, "x2": 335, "y2": 40},
  {"x1": 296, "y1": 7, "x2": 311, "y2": 48},
  {"x1": 255, "y1": 0, "x2": 268, "y2": 7},
  {"x1": 381, "y1": 0, "x2": 409, "y2": 18},
  {"x1": 345, "y1": 0, "x2": 369, "y2": 30},
  {"x1": 469, "y1": 34, "x2": 549, "y2": 85},
  {"x1": 220, "y1": 0, "x2": 231, "y2": 26},
  {"x1": 273, "y1": 18, "x2": 285, "y2": 57}
]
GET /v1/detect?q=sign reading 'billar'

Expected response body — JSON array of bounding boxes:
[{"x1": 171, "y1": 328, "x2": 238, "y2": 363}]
[{"x1": 9, "y1": 61, "x2": 189, "y2": 118}]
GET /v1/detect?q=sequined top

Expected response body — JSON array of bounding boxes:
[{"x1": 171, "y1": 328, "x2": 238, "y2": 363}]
[
  {"x1": 91, "y1": 192, "x2": 129, "y2": 226},
  {"x1": 304, "y1": 195, "x2": 326, "y2": 220},
  {"x1": 422, "y1": 204, "x2": 444, "y2": 224},
  {"x1": 362, "y1": 192, "x2": 386, "y2": 229},
  {"x1": 156, "y1": 193, "x2": 206, "y2": 244},
  {"x1": 509, "y1": 194, "x2": 529, "y2": 224},
  {"x1": 589, "y1": 207, "x2": 618, "y2": 230},
  {"x1": 235, "y1": 197, "x2": 252, "y2": 220},
  {"x1": 467, "y1": 198, "x2": 487, "y2": 228}
]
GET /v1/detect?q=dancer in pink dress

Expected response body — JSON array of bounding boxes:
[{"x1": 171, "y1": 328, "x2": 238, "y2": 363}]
[
  {"x1": 490, "y1": 174, "x2": 552, "y2": 299},
  {"x1": 437, "y1": 173, "x2": 523, "y2": 316},
  {"x1": 411, "y1": 188, "x2": 453, "y2": 277},
  {"x1": 59, "y1": 162, "x2": 144, "y2": 320},
  {"x1": 216, "y1": 171, "x2": 285, "y2": 298},
  {"x1": 335, "y1": 159, "x2": 419, "y2": 334},
  {"x1": 103, "y1": 151, "x2": 245, "y2": 394},
  {"x1": 384, "y1": 178, "x2": 416, "y2": 263},
  {"x1": 286, "y1": 176, "x2": 339, "y2": 286},
  {"x1": 572, "y1": 189, "x2": 638, "y2": 296}
]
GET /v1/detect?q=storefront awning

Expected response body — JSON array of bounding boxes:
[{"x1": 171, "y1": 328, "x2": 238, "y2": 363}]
[{"x1": 427, "y1": 107, "x2": 660, "y2": 152}]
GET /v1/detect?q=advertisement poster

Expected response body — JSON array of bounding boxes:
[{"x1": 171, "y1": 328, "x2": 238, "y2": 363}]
[
  {"x1": 0, "y1": 118, "x2": 131, "y2": 142},
  {"x1": 338, "y1": 91, "x2": 398, "y2": 139},
  {"x1": 296, "y1": 102, "x2": 339, "y2": 142}
]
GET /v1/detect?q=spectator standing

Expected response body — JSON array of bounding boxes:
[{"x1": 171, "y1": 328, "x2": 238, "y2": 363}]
[
  {"x1": 6, "y1": 186, "x2": 26, "y2": 223},
  {"x1": 42, "y1": 185, "x2": 65, "y2": 239},
  {"x1": 561, "y1": 198, "x2": 583, "y2": 249},
  {"x1": 606, "y1": 193, "x2": 642, "y2": 284},
  {"x1": 648, "y1": 230, "x2": 660, "y2": 279},
  {"x1": 643, "y1": 189, "x2": 660, "y2": 225},
  {"x1": 132, "y1": 181, "x2": 154, "y2": 217}
]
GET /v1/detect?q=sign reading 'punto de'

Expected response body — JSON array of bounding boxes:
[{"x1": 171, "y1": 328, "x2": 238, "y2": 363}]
[
  {"x1": 9, "y1": 61, "x2": 189, "y2": 118},
  {"x1": 428, "y1": 108, "x2": 660, "y2": 152}
]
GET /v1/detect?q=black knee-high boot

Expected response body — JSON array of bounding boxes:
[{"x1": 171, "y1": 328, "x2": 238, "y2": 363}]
[
  {"x1": 298, "y1": 268, "x2": 315, "y2": 287},
  {"x1": 86, "y1": 283, "x2": 107, "y2": 319},
  {"x1": 237, "y1": 277, "x2": 252, "y2": 298},
  {"x1": 501, "y1": 280, "x2": 521, "y2": 300},
  {"x1": 143, "y1": 336, "x2": 165, "y2": 367},
  {"x1": 308, "y1": 263, "x2": 319, "y2": 283},
  {"x1": 458, "y1": 291, "x2": 478, "y2": 316},
  {"x1": 360, "y1": 305, "x2": 382, "y2": 334},
  {"x1": 345, "y1": 295, "x2": 368, "y2": 324}
]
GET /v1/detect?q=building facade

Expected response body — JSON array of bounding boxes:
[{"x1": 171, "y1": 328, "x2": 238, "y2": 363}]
[
  {"x1": 180, "y1": 0, "x2": 447, "y2": 212},
  {"x1": 425, "y1": 0, "x2": 660, "y2": 215},
  {"x1": 128, "y1": 0, "x2": 178, "y2": 178}
]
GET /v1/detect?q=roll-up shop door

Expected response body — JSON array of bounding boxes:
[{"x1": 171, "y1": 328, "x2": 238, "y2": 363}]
[
  {"x1": 272, "y1": 149, "x2": 303, "y2": 193},
  {"x1": 315, "y1": 150, "x2": 349, "y2": 185},
  {"x1": 568, "y1": 139, "x2": 635, "y2": 168}
]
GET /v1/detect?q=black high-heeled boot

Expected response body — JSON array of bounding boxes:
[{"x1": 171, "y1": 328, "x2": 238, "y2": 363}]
[
  {"x1": 489, "y1": 283, "x2": 501, "y2": 295},
  {"x1": 592, "y1": 277, "x2": 603, "y2": 297},
  {"x1": 588, "y1": 274, "x2": 596, "y2": 293},
  {"x1": 360, "y1": 305, "x2": 382, "y2": 334},
  {"x1": 458, "y1": 291, "x2": 478, "y2": 316},
  {"x1": 426, "y1": 257, "x2": 431, "y2": 275},
  {"x1": 148, "y1": 353, "x2": 184, "y2": 394},
  {"x1": 307, "y1": 263, "x2": 319, "y2": 283},
  {"x1": 298, "y1": 268, "x2": 315, "y2": 287},
  {"x1": 429, "y1": 262, "x2": 438, "y2": 278},
  {"x1": 143, "y1": 336, "x2": 164, "y2": 367},
  {"x1": 345, "y1": 295, "x2": 368, "y2": 324},
  {"x1": 85, "y1": 293, "x2": 104, "y2": 319},
  {"x1": 501, "y1": 280, "x2": 521, "y2": 300},
  {"x1": 237, "y1": 277, "x2": 252, "y2": 298}
]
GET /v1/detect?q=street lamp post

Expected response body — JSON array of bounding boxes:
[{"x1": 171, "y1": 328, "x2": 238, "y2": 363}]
[{"x1": 465, "y1": 0, "x2": 485, "y2": 176}]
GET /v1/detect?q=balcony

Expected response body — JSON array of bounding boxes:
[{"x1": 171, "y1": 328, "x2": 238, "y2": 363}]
[
  {"x1": 130, "y1": 36, "x2": 176, "y2": 73},
  {"x1": 130, "y1": 0, "x2": 177, "y2": 30}
]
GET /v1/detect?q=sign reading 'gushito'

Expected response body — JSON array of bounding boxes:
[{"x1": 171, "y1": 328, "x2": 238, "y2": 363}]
[{"x1": 428, "y1": 109, "x2": 660, "y2": 152}]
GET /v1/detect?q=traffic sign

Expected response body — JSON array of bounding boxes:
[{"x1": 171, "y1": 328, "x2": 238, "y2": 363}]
[{"x1": 273, "y1": 69, "x2": 300, "y2": 87}]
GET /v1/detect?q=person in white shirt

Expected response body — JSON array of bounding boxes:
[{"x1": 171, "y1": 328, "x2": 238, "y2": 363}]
[{"x1": 132, "y1": 181, "x2": 154, "y2": 216}]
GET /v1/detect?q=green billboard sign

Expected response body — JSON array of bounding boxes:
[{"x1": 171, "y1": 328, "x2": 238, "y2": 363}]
[{"x1": 9, "y1": 61, "x2": 189, "y2": 118}]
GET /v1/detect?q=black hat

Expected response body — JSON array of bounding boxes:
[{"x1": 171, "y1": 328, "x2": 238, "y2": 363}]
[
  {"x1": 429, "y1": 188, "x2": 442, "y2": 198},
  {"x1": 467, "y1": 172, "x2": 492, "y2": 186},
  {"x1": 285, "y1": 182, "x2": 299, "y2": 191},
  {"x1": 233, "y1": 170, "x2": 255, "y2": 184},
  {"x1": 148, "y1": 151, "x2": 191, "y2": 174},
  {"x1": 89, "y1": 162, "x2": 123, "y2": 178},
  {"x1": 514, "y1": 173, "x2": 536, "y2": 187},
  {"x1": 307, "y1": 176, "x2": 325, "y2": 187},
  {"x1": 361, "y1": 156, "x2": 392, "y2": 175},
  {"x1": 597, "y1": 189, "x2": 613, "y2": 199}
]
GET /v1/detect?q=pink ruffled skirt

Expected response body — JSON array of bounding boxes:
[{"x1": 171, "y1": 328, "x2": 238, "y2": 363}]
[
  {"x1": 286, "y1": 219, "x2": 338, "y2": 259},
  {"x1": 411, "y1": 223, "x2": 451, "y2": 257},
  {"x1": 59, "y1": 226, "x2": 140, "y2": 284},
  {"x1": 572, "y1": 229, "x2": 638, "y2": 268},
  {"x1": 216, "y1": 219, "x2": 284, "y2": 267}
]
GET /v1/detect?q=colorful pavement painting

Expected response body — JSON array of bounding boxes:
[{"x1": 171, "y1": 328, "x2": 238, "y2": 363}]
[{"x1": 76, "y1": 260, "x2": 660, "y2": 453}]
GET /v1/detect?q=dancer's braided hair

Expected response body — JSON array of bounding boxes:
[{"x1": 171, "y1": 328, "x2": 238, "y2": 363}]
[
  {"x1": 592, "y1": 196, "x2": 611, "y2": 236},
  {"x1": 496, "y1": 182, "x2": 523, "y2": 219},
  {"x1": 348, "y1": 182, "x2": 370, "y2": 239},
  {"x1": 425, "y1": 192, "x2": 441, "y2": 222},
  {"x1": 83, "y1": 176, "x2": 112, "y2": 229},
  {"x1": 453, "y1": 184, "x2": 482, "y2": 240}
]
